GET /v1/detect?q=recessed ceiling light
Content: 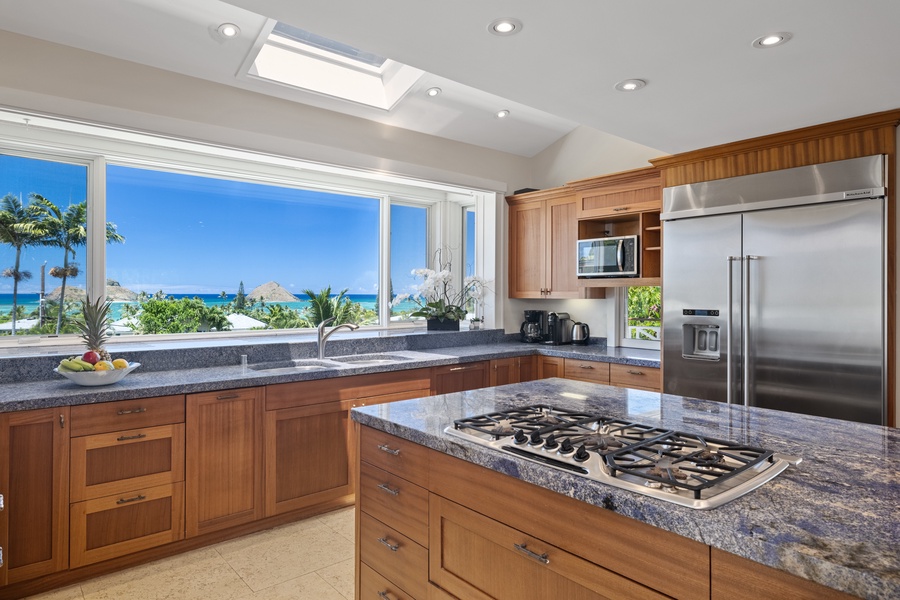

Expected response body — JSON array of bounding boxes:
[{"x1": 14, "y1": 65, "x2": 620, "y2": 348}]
[
  {"x1": 426, "y1": 87, "x2": 442, "y2": 97},
  {"x1": 496, "y1": 109, "x2": 510, "y2": 118},
  {"x1": 488, "y1": 18, "x2": 523, "y2": 36},
  {"x1": 752, "y1": 32, "x2": 792, "y2": 48},
  {"x1": 614, "y1": 79, "x2": 647, "y2": 92},
  {"x1": 217, "y1": 23, "x2": 241, "y2": 38}
]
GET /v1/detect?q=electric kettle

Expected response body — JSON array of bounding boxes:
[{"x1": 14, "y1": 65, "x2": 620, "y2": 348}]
[{"x1": 572, "y1": 322, "x2": 590, "y2": 345}]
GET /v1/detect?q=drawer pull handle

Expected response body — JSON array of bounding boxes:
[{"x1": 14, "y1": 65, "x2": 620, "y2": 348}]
[
  {"x1": 377, "y1": 483, "x2": 400, "y2": 496},
  {"x1": 613, "y1": 206, "x2": 629, "y2": 212},
  {"x1": 117, "y1": 433, "x2": 147, "y2": 442},
  {"x1": 377, "y1": 591, "x2": 396, "y2": 600},
  {"x1": 514, "y1": 542, "x2": 549, "y2": 565},
  {"x1": 579, "y1": 365, "x2": 595, "y2": 369},
  {"x1": 216, "y1": 393, "x2": 240, "y2": 400},
  {"x1": 0, "y1": 493, "x2": 4, "y2": 511},
  {"x1": 377, "y1": 444, "x2": 400, "y2": 456},
  {"x1": 449, "y1": 366, "x2": 467, "y2": 371},
  {"x1": 377, "y1": 537, "x2": 399, "y2": 552},
  {"x1": 627, "y1": 369, "x2": 644, "y2": 376},
  {"x1": 117, "y1": 407, "x2": 147, "y2": 415},
  {"x1": 116, "y1": 494, "x2": 147, "y2": 505}
]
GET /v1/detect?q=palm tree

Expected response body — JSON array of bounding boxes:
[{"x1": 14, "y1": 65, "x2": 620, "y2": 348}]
[
  {"x1": 25, "y1": 195, "x2": 125, "y2": 334},
  {"x1": 302, "y1": 286, "x2": 359, "y2": 326},
  {"x1": 0, "y1": 194, "x2": 43, "y2": 335}
]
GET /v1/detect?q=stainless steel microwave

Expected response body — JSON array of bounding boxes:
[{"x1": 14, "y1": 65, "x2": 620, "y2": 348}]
[{"x1": 577, "y1": 235, "x2": 638, "y2": 277}]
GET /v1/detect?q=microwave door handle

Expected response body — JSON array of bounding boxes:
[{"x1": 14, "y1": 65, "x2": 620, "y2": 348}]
[{"x1": 616, "y1": 239, "x2": 625, "y2": 272}]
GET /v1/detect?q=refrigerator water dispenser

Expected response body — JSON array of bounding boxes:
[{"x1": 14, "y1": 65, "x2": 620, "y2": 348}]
[{"x1": 682, "y1": 324, "x2": 720, "y2": 360}]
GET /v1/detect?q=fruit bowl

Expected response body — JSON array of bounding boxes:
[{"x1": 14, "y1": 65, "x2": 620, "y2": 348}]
[{"x1": 54, "y1": 362, "x2": 141, "y2": 387}]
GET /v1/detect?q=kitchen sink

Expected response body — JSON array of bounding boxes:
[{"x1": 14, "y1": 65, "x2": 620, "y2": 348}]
[
  {"x1": 330, "y1": 353, "x2": 412, "y2": 366},
  {"x1": 248, "y1": 359, "x2": 338, "y2": 372}
]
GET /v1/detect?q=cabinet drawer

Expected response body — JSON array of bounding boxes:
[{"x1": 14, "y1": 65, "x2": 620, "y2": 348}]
[
  {"x1": 360, "y1": 512, "x2": 427, "y2": 600},
  {"x1": 360, "y1": 461, "x2": 428, "y2": 546},
  {"x1": 71, "y1": 423, "x2": 185, "y2": 502},
  {"x1": 70, "y1": 395, "x2": 185, "y2": 437},
  {"x1": 429, "y1": 494, "x2": 667, "y2": 600},
  {"x1": 360, "y1": 562, "x2": 419, "y2": 600},
  {"x1": 610, "y1": 364, "x2": 661, "y2": 391},
  {"x1": 267, "y1": 368, "x2": 432, "y2": 410},
  {"x1": 70, "y1": 482, "x2": 184, "y2": 568},
  {"x1": 564, "y1": 359, "x2": 610, "y2": 384},
  {"x1": 360, "y1": 426, "x2": 430, "y2": 487}
]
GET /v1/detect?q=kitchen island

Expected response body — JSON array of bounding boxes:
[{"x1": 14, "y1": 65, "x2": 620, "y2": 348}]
[{"x1": 352, "y1": 378, "x2": 899, "y2": 599}]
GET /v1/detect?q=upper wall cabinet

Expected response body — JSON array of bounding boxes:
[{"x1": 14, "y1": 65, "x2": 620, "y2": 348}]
[
  {"x1": 507, "y1": 189, "x2": 579, "y2": 299},
  {"x1": 570, "y1": 167, "x2": 662, "y2": 289}
]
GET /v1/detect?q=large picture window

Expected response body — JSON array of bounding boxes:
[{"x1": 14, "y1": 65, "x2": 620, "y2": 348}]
[{"x1": 0, "y1": 113, "x2": 489, "y2": 342}]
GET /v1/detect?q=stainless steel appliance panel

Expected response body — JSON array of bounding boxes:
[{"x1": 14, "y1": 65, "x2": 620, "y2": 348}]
[
  {"x1": 662, "y1": 213, "x2": 743, "y2": 402},
  {"x1": 743, "y1": 199, "x2": 885, "y2": 423}
]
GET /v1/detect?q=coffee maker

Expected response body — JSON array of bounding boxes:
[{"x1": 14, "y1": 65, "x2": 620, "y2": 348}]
[
  {"x1": 545, "y1": 312, "x2": 573, "y2": 345},
  {"x1": 520, "y1": 310, "x2": 547, "y2": 343}
]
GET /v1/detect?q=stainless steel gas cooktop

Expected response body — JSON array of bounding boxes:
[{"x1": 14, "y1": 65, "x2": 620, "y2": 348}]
[{"x1": 445, "y1": 404, "x2": 801, "y2": 510}]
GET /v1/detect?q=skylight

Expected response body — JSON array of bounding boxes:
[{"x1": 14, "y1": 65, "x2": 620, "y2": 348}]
[{"x1": 246, "y1": 21, "x2": 422, "y2": 111}]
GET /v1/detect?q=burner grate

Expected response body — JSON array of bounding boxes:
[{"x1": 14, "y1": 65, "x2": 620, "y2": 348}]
[{"x1": 605, "y1": 432, "x2": 775, "y2": 499}]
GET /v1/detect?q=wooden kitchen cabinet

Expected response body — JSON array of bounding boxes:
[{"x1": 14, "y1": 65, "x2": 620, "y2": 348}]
[
  {"x1": 186, "y1": 387, "x2": 265, "y2": 537},
  {"x1": 564, "y1": 358, "x2": 611, "y2": 384},
  {"x1": 507, "y1": 190, "x2": 579, "y2": 299},
  {"x1": 264, "y1": 369, "x2": 431, "y2": 517},
  {"x1": 571, "y1": 167, "x2": 663, "y2": 288},
  {"x1": 711, "y1": 548, "x2": 857, "y2": 600},
  {"x1": 0, "y1": 408, "x2": 69, "y2": 585},
  {"x1": 538, "y1": 355, "x2": 565, "y2": 379},
  {"x1": 609, "y1": 363, "x2": 661, "y2": 392},
  {"x1": 265, "y1": 400, "x2": 352, "y2": 516},
  {"x1": 430, "y1": 494, "x2": 669, "y2": 600},
  {"x1": 432, "y1": 361, "x2": 490, "y2": 394},
  {"x1": 68, "y1": 396, "x2": 186, "y2": 568},
  {"x1": 490, "y1": 356, "x2": 537, "y2": 386}
]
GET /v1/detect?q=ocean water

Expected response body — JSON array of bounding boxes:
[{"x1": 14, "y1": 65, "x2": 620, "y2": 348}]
[{"x1": 0, "y1": 293, "x2": 413, "y2": 321}]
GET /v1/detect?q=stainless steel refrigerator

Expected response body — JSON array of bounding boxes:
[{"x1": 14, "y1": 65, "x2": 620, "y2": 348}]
[{"x1": 661, "y1": 155, "x2": 886, "y2": 425}]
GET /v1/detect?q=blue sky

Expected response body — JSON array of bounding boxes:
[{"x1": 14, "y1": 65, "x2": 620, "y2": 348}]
[{"x1": 1, "y1": 155, "x2": 429, "y2": 297}]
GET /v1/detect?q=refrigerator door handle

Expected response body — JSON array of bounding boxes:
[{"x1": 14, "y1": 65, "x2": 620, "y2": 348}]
[
  {"x1": 726, "y1": 256, "x2": 742, "y2": 404},
  {"x1": 616, "y1": 239, "x2": 625, "y2": 272},
  {"x1": 743, "y1": 255, "x2": 760, "y2": 407}
]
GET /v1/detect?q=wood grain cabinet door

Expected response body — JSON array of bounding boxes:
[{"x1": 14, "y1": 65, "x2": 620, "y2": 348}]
[
  {"x1": 265, "y1": 400, "x2": 352, "y2": 516},
  {"x1": 432, "y1": 361, "x2": 490, "y2": 395},
  {"x1": 186, "y1": 387, "x2": 264, "y2": 537},
  {"x1": 508, "y1": 200, "x2": 547, "y2": 298},
  {"x1": 0, "y1": 408, "x2": 69, "y2": 585}
]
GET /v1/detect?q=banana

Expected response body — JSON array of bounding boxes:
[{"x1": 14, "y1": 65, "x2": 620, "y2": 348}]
[
  {"x1": 59, "y1": 359, "x2": 84, "y2": 372},
  {"x1": 72, "y1": 358, "x2": 96, "y2": 371}
]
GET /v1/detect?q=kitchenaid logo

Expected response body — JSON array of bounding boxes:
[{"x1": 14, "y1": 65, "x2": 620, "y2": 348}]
[{"x1": 844, "y1": 189, "x2": 873, "y2": 198}]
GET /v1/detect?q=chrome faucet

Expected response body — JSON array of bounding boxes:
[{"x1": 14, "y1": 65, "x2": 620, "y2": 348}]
[{"x1": 317, "y1": 317, "x2": 359, "y2": 359}]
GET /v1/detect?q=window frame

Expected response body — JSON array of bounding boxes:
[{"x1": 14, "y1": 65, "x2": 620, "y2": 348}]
[
  {"x1": 614, "y1": 286, "x2": 661, "y2": 350},
  {"x1": 0, "y1": 111, "x2": 491, "y2": 348}
]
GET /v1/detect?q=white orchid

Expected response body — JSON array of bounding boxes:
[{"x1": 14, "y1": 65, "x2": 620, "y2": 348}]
[{"x1": 391, "y1": 249, "x2": 486, "y2": 321}]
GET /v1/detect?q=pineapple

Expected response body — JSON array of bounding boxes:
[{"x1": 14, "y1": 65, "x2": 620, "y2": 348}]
[{"x1": 76, "y1": 297, "x2": 113, "y2": 363}]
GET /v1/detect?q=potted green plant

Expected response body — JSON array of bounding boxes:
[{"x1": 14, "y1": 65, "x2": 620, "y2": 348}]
[{"x1": 391, "y1": 249, "x2": 485, "y2": 331}]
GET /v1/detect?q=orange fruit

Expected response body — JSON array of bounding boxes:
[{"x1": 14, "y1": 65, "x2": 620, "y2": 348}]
[{"x1": 94, "y1": 361, "x2": 114, "y2": 371}]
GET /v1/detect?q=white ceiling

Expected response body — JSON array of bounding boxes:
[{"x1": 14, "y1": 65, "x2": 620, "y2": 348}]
[{"x1": 2, "y1": 0, "x2": 899, "y2": 158}]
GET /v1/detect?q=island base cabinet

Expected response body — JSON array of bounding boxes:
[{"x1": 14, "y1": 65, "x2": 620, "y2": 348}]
[
  {"x1": 429, "y1": 494, "x2": 670, "y2": 600},
  {"x1": 0, "y1": 408, "x2": 69, "y2": 586},
  {"x1": 711, "y1": 548, "x2": 859, "y2": 600},
  {"x1": 69, "y1": 482, "x2": 184, "y2": 568},
  {"x1": 359, "y1": 512, "x2": 427, "y2": 600}
]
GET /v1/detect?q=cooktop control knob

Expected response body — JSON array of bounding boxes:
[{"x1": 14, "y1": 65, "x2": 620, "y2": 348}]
[
  {"x1": 528, "y1": 430, "x2": 542, "y2": 446},
  {"x1": 513, "y1": 429, "x2": 528, "y2": 445},
  {"x1": 559, "y1": 438, "x2": 575, "y2": 455},
  {"x1": 573, "y1": 444, "x2": 590, "y2": 462},
  {"x1": 543, "y1": 434, "x2": 559, "y2": 450}
]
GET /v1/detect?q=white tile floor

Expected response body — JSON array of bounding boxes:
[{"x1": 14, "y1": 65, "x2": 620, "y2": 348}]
[{"x1": 28, "y1": 508, "x2": 355, "y2": 600}]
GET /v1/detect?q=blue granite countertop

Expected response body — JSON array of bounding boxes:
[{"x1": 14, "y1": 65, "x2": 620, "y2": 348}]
[
  {"x1": 351, "y1": 378, "x2": 900, "y2": 600},
  {"x1": 0, "y1": 330, "x2": 659, "y2": 412}
]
